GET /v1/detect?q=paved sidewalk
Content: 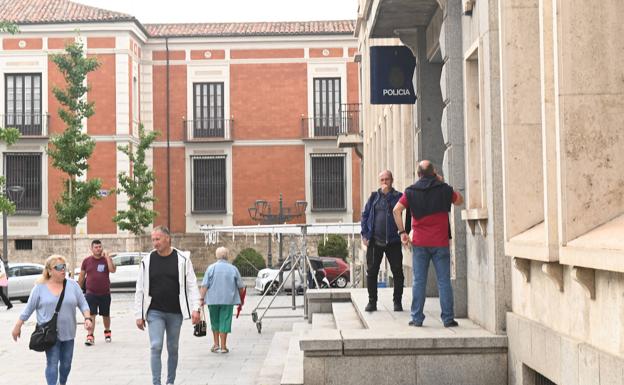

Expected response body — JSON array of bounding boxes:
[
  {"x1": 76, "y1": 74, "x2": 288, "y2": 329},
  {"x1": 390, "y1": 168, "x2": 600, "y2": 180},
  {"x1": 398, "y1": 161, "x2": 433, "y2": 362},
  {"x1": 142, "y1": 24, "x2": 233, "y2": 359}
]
[{"x1": 0, "y1": 292, "x2": 303, "y2": 385}]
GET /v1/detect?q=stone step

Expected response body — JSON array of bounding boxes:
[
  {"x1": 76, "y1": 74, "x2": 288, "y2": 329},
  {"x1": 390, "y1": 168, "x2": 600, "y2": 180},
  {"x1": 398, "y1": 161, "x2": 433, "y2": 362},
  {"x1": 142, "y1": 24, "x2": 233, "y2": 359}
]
[
  {"x1": 312, "y1": 312, "x2": 336, "y2": 329},
  {"x1": 332, "y1": 302, "x2": 364, "y2": 330},
  {"x1": 292, "y1": 321, "x2": 311, "y2": 334},
  {"x1": 280, "y1": 332, "x2": 304, "y2": 385},
  {"x1": 255, "y1": 331, "x2": 292, "y2": 385}
]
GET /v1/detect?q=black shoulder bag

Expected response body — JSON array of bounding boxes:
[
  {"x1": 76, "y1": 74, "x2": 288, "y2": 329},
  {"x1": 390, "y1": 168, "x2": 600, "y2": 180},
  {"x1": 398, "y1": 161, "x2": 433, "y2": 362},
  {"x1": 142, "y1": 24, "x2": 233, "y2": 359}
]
[
  {"x1": 29, "y1": 279, "x2": 66, "y2": 352},
  {"x1": 193, "y1": 306, "x2": 207, "y2": 337}
]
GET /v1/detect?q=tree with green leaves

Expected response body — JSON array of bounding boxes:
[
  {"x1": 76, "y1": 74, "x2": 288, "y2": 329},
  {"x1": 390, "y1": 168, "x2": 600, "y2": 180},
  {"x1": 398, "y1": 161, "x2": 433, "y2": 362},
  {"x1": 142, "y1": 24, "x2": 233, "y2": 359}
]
[
  {"x1": 0, "y1": 19, "x2": 21, "y2": 210},
  {"x1": 0, "y1": 21, "x2": 21, "y2": 272},
  {"x1": 113, "y1": 123, "x2": 158, "y2": 252},
  {"x1": 0, "y1": 22, "x2": 19, "y2": 34},
  {"x1": 0, "y1": 126, "x2": 20, "y2": 215},
  {"x1": 48, "y1": 41, "x2": 102, "y2": 275}
]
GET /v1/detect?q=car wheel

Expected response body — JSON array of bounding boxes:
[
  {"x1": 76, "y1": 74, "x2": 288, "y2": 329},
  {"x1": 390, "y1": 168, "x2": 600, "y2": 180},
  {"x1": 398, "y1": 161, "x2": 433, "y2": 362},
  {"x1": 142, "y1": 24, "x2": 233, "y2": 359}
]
[
  {"x1": 264, "y1": 282, "x2": 278, "y2": 295},
  {"x1": 335, "y1": 276, "x2": 349, "y2": 288},
  {"x1": 19, "y1": 297, "x2": 29, "y2": 303}
]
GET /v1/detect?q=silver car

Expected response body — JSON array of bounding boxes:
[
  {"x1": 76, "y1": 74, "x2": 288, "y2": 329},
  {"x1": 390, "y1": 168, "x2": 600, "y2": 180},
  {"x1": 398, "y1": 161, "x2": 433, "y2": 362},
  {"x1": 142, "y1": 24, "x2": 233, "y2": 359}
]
[
  {"x1": 74, "y1": 252, "x2": 146, "y2": 288},
  {"x1": 109, "y1": 252, "x2": 144, "y2": 287},
  {"x1": 7, "y1": 262, "x2": 45, "y2": 302}
]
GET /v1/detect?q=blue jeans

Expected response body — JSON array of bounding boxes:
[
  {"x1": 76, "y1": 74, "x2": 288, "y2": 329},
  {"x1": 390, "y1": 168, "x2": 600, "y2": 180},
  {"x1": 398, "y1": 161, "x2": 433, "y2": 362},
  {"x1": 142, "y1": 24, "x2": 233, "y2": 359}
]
[
  {"x1": 45, "y1": 339, "x2": 74, "y2": 385},
  {"x1": 147, "y1": 310, "x2": 184, "y2": 385},
  {"x1": 411, "y1": 246, "x2": 454, "y2": 324}
]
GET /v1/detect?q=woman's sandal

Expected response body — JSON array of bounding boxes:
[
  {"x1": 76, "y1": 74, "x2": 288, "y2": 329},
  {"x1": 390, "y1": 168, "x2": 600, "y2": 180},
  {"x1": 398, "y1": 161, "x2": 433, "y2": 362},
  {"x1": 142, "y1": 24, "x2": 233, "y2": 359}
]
[
  {"x1": 220, "y1": 347, "x2": 229, "y2": 354},
  {"x1": 210, "y1": 345, "x2": 220, "y2": 353}
]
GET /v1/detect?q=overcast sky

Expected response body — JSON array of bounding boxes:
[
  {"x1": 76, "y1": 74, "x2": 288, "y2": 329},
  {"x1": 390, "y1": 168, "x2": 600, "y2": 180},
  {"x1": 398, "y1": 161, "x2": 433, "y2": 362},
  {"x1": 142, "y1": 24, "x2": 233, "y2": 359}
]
[{"x1": 75, "y1": 0, "x2": 359, "y2": 24}]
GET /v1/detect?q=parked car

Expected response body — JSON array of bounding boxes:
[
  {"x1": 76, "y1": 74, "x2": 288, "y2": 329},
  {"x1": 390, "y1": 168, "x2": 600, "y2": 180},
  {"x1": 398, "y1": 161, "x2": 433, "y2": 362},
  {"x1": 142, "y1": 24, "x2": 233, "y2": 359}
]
[
  {"x1": 75, "y1": 251, "x2": 193, "y2": 288},
  {"x1": 7, "y1": 262, "x2": 45, "y2": 302},
  {"x1": 74, "y1": 252, "x2": 148, "y2": 288},
  {"x1": 255, "y1": 256, "x2": 329, "y2": 295},
  {"x1": 320, "y1": 257, "x2": 350, "y2": 288}
]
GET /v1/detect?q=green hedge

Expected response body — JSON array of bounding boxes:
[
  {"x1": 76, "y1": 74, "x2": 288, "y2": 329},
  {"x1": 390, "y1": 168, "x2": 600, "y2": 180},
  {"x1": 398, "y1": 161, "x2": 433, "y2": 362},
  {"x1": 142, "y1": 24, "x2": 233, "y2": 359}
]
[
  {"x1": 233, "y1": 248, "x2": 266, "y2": 276},
  {"x1": 317, "y1": 234, "x2": 348, "y2": 260}
]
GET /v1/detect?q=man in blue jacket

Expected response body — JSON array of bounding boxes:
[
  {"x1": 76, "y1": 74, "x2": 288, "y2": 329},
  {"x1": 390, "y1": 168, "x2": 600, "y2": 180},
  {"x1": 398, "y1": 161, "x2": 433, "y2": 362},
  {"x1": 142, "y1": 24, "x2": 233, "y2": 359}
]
[{"x1": 361, "y1": 170, "x2": 405, "y2": 312}]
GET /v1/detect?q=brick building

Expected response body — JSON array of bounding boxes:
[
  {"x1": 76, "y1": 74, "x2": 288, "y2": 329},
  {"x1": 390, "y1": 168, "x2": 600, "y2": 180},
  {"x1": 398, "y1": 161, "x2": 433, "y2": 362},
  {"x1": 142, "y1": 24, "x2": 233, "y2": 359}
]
[{"x1": 0, "y1": 0, "x2": 360, "y2": 256}]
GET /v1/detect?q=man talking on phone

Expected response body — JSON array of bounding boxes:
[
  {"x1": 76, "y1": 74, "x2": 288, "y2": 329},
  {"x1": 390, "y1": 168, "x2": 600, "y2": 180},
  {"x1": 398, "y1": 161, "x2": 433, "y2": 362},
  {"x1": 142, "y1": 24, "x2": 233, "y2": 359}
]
[{"x1": 78, "y1": 239, "x2": 116, "y2": 345}]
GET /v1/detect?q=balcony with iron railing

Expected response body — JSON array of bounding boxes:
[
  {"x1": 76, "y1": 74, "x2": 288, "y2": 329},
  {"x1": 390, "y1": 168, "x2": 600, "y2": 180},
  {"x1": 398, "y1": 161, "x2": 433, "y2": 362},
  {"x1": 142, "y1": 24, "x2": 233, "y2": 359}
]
[
  {"x1": 183, "y1": 118, "x2": 233, "y2": 142},
  {"x1": 301, "y1": 115, "x2": 341, "y2": 138},
  {"x1": 338, "y1": 103, "x2": 361, "y2": 136},
  {"x1": 301, "y1": 104, "x2": 362, "y2": 156},
  {"x1": 337, "y1": 103, "x2": 362, "y2": 155},
  {"x1": 0, "y1": 114, "x2": 49, "y2": 137},
  {"x1": 301, "y1": 104, "x2": 362, "y2": 139}
]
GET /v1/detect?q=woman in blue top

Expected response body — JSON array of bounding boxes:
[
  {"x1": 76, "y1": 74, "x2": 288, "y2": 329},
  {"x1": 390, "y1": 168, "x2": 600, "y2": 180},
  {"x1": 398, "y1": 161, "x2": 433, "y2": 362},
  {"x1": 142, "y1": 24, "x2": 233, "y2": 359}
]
[
  {"x1": 11, "y1": 255, "x2": 93, "y2": 385},
  {"x1": 199, "y1": 247, "x2": 245, "y2": 354}
]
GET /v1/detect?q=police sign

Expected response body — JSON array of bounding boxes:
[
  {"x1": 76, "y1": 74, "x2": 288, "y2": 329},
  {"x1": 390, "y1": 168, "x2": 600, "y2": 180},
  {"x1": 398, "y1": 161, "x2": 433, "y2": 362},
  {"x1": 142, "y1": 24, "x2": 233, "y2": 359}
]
[{"x1": 370, "y1": 46, "x2": 416, "y2": 105}]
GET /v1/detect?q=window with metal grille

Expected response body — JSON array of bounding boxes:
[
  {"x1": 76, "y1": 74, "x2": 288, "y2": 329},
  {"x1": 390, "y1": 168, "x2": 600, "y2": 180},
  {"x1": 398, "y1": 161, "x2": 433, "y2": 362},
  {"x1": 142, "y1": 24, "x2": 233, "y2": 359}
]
[
  {"x1": 535, "y1": 372, "x2": 556, "y2": 385},
  {"x1": 4, "y1": 153, "x2": 42, "y2": 215},
  {"x1": 311, "y1": 153, "x2": 346, "y2": 211},
  {"x1": 15, "y1": 239, "x2": 33, "y2": 250},
  {"x1": 193, "y1": 82, "x2": 224, "y2": 135},
  {"x1": 5, "y1": 74, "x2": 42, "y2": 135},
  {"x1": 313, "y1": 78, "x2": 341, "y2": 136},
  {"x1": 191, "y1": 155, "x2": 226, "y2": 213}
]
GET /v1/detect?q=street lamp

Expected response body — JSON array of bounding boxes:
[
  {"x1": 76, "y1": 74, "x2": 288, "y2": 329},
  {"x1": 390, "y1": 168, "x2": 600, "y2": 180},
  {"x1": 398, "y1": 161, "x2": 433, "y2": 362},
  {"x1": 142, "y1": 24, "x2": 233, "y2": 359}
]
[
  {"x1": 2, "y1": 185, "x2": 25, "y2": 274},
  {"x1": 248, "y1": 193, "x2": 307, "y2": 268}
]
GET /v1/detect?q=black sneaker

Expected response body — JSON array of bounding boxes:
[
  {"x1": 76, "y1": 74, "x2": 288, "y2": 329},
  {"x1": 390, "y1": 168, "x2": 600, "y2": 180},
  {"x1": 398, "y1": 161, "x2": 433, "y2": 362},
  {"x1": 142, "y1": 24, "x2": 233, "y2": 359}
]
[
  {"x1": 393, "y1": 302, "x2": 403, "y2": 312},
  {"x1": 364, "y1": 302, "x2": 377, "y2": 312},
  {"x1": 444, "y1": 320, "x2": 459, "y2": 328},
  {"x1": 408, "y1": 320, "x2": 422, "y2": 327}
]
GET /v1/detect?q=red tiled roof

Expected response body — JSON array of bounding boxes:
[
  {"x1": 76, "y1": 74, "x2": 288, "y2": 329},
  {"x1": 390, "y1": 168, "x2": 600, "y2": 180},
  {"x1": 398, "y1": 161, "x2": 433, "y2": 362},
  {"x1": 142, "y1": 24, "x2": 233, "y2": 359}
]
[
  {"x1": 144, "y1": 20, "x2": 356, "y2": 37},
  {"x1": 0, "y1": 0, "x2": 136, "y2": 25},
  {"x1": 0, "y1": 0, "x2": 355, "y2": 37}
]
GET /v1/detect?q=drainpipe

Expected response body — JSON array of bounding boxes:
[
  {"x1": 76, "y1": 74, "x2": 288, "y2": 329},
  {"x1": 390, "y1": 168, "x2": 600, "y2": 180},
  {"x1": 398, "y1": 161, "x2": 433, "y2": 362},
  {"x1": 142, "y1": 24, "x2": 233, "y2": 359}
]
[{"x1": 165, "y1": 37, "x2": 171, "y2": 230}]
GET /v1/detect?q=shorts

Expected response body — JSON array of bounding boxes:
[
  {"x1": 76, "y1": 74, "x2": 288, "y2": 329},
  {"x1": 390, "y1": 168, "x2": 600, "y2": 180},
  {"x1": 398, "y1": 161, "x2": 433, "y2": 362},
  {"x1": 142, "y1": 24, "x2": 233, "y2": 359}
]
[
  {"x1": 208, "y1": 304, "x2": 234, "y2": 333},
  {"x1": 85, "y1": 293, "x2": 111, "y2": 317}
]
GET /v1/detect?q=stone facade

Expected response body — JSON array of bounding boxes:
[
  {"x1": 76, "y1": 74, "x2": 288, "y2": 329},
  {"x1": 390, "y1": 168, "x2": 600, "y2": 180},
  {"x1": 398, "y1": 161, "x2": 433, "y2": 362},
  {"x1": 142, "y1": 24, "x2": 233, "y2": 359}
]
[
  {"x1": 357, "y1": 0, "x2": 624, "y2": 383},
  {"x1": 356, "y1": 0, "x2": 468, "y2": 316},
  {"x1": 0, "y1": 5, "x2": 361, "y2": 256}
]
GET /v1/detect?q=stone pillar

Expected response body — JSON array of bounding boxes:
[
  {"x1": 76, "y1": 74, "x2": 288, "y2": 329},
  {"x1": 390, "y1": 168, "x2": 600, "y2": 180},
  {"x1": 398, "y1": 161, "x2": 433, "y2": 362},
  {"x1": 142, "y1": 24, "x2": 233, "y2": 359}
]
[{"x1": 439, "y1": 0, "x2": 468, "y2": 318}]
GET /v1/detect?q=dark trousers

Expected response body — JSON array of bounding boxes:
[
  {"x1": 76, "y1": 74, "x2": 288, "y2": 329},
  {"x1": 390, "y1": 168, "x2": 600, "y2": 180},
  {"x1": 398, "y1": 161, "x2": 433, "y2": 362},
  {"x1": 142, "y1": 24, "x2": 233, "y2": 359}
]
[
  {"x1": 0, "y1": 287, "x2": 11, "y2": 307},
  {"x1": 366, "y1": 242, "x2": 404, "y2": 303}
]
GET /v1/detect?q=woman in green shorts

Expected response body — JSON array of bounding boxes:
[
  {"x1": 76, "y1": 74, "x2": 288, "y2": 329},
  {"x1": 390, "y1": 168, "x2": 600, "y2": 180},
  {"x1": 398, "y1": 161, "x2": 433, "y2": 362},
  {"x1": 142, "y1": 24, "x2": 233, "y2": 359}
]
[{"x1": 199, "y1": 247, "x2": 245, "y2": 353}]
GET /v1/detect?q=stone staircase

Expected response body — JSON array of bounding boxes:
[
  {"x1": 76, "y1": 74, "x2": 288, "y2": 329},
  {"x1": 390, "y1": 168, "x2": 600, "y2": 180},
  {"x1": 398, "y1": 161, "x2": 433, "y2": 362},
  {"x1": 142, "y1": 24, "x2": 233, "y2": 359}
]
[
  {"x1": 257, "y1": 301, "x2": 347, "y2": 385},
  {"x1": 259, "y1": 288, "x2": 508, "y2": 385}
]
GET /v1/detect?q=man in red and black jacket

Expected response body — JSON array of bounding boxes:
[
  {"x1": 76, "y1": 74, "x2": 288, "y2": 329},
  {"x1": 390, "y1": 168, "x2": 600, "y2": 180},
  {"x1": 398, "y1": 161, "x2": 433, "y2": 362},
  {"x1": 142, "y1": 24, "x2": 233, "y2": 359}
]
[
  {"x1": 361, "y1": 170, "x2": 407, "y2": 312},
  {"x1": 393, "y1": 160, "x2": 464, "y2": 327}
]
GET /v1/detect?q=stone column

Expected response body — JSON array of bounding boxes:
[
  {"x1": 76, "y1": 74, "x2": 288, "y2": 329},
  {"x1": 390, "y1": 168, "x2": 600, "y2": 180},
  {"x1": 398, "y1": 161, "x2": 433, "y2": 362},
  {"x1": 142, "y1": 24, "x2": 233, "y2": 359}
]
[{"x1": 438, "y1": 0, "x2": 467, "y2": 318}]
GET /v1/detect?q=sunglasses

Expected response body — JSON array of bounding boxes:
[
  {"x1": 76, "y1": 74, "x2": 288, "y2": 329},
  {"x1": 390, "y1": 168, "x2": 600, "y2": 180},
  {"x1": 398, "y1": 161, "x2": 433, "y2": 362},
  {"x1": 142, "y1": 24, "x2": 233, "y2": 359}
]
[{"x1": 52, "y1": 263, "x2": 66, "y2": 271}]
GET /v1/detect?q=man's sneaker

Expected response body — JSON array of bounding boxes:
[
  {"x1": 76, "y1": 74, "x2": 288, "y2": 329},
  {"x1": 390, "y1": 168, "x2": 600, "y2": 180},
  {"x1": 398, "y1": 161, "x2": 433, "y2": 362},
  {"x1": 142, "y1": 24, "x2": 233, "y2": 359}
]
[
  {"x1": 393, "y1": 302, "x2": 403, "y2": 312},
  {"x1": 364, "y1": 302, "x2": 377, "y2": 312},
  {"x1": 85, "y1": 334, "x2": 94, "y2": 346},
  {"x1": 408, "y1": 320, "x2": 423, "y2": 327},
  {"x1": 104, "y1": 330, "x2": 112, "y2": 343},
  {"x1": 444, "y1": 320, "x2": 459, "y2": 328}
]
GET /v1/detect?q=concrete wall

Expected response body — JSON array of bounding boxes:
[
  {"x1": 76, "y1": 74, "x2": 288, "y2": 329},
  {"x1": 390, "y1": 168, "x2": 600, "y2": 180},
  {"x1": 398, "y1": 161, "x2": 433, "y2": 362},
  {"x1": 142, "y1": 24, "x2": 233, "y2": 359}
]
[
  {"x1": 499, "y1": 0, "x2": 624, "y2": 383},
  {"x1": 4, "y1": 232, "x2": 354, "y2": 274}
]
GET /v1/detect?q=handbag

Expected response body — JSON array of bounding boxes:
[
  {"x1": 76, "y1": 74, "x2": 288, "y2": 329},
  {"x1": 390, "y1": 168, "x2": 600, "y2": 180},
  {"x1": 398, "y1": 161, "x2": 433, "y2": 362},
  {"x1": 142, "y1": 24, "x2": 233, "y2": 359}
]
[
  {"x1": 29, "y1": 279, "x2": 66, "y2": 352},
  {"x1": 193, "y1": 306, "x2": 207, "y2": 337}
]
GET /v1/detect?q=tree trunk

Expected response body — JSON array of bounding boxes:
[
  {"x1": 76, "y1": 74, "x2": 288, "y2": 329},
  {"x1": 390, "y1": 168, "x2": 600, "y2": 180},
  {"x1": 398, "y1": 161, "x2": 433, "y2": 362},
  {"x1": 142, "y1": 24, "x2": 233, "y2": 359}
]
[
  {"x1": 70, "y1": 226, "x2": 75, "y2": 278},
  {"x1": 68, "y1": 177, "x2": 75, "y2": 278}
]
